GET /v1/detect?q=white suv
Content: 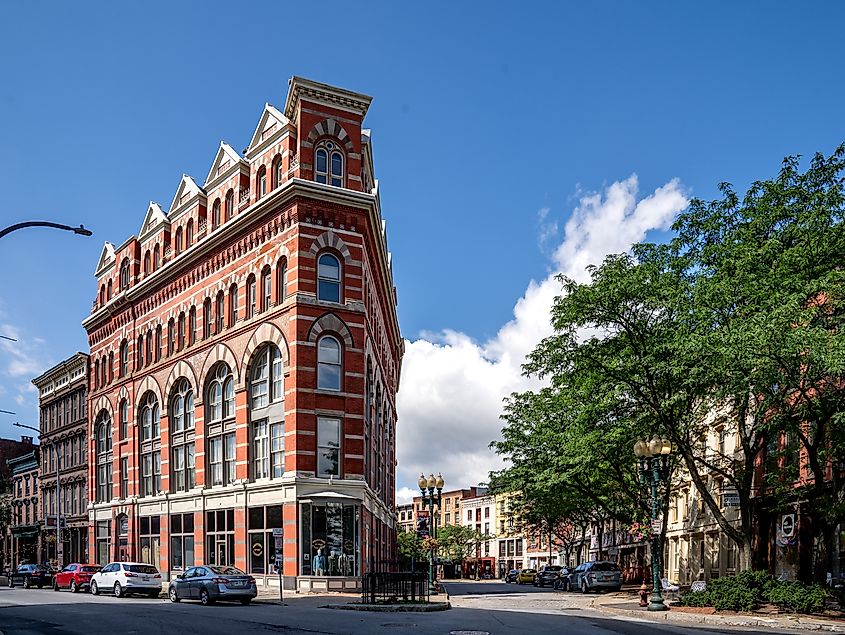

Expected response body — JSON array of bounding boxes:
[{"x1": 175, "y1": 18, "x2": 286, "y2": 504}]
[{"x1": 90, "y1": 562, "x2": 161, "y2": 598}]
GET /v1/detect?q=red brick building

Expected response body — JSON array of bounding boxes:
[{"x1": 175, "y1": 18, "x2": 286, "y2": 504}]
[{"x1": 83, "y1": 77, "x2": 402, "y2": 592}]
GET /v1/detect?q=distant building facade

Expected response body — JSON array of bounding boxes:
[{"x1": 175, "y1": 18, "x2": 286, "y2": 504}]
[
  {"x1": 7, "y1": 443, "x2": 40, "y2": 568},
  {"x1": 32, "y1": 352, "x2": 90, "y2": 567}
]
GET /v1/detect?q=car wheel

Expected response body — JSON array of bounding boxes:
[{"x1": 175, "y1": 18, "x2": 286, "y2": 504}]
[
  {"x1": 239, "y1": 598, "x2": 251, "y2": 605},
  {"x1": 169, "y1": 587, "x2": 180, "y2": 603},
  {"x1": 53, "y1": 579, "x2": 59, "y2": 591},
  {"x1": 70, "y1": 580, "x2": 78, "y2": 593},
  {"x1": 91, "y1": 580, "x2": 99, "y2": 595},
  {"x1": 200, "y1": 589, "x2": 213, "y2": 606},
  {"x1": 23, "y1": 578, "x2": 30, "y2": 589},
  {"x1": 114, "y1": 582, "x2": 123, "y2": 598},
  {"x1": 581, "y1": 581, "x2": 588, "y2": 594}
]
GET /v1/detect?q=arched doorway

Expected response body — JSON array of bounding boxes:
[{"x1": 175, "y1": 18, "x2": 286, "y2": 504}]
[{"x1": 116, "y1": 514, "x2": 129, "y2": 562}]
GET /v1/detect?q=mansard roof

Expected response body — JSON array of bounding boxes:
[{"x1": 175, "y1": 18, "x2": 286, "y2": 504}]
[
  {"x1": 245, "y1": 103, "x2": 290, "y2": 157},
  {"x1": 168, "y1": 174, "x2": 204, "y2": 216},
  {"x1": 204, "y1": 142, "x2": 244, "y2": 187}
]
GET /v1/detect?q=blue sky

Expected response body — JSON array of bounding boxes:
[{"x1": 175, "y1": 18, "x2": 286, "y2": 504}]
[{"x1": 1, "y1": 2, "x2": 844, "y2": 494}]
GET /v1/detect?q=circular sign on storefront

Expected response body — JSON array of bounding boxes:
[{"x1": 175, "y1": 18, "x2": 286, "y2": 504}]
[{"x1": 252, "y1": 542, "x2": 263, "y2": 557}]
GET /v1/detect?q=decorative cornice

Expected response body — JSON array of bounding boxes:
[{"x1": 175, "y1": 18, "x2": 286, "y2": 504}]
[{"x1": 284, "y1": 76, "x2": 372, "y2": 122}]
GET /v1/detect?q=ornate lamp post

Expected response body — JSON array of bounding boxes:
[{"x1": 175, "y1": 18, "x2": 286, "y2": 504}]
[
  {"x1": 418, "y1": 472, "x2": 444, "y2": 594},
  {"x1": 634, "y1": 436, "x2": 672, "y2": 612}
]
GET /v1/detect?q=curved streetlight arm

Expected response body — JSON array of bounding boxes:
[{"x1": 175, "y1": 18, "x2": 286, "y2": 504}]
[{"x1": 0, "y1": 221, "x2": 92, "y2": 240}]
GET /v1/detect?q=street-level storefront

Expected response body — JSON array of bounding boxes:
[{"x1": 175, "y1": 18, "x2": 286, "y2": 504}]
[
  {"x1": 89, "y1": 480, "x2": 393, "y2": 592},
  {"x1": 10, "y1": 525, "x2": 40, "y2": 567},
  {"x1": 463, "y1": 557, "x2": 496, "y2": 579}
]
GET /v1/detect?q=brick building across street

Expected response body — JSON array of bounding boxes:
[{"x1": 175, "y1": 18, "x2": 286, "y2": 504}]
[{"x1": 82, "y1": 76, "x2": 401, "y2": 592}]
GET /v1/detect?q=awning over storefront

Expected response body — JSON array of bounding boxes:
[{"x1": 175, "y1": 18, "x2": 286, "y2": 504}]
[{"x1": 11, "y1": 524, "x2": 39, "y2": 538}]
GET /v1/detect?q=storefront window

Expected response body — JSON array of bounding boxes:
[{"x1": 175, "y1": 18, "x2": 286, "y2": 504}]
[
  {"x1": 96, "y1": 520, "x2": 111, "y2": 565},
  {"x1": 140, "y1": 516, "x2": 161, "y2": 567},
  {"x1": 300, "y1": 502, "x2": 359, "y2": 577},
  {"x1": 248, "y1": 505, "x2": 283, "y2": 574},
  {"x1": 206, "y1": 509, "x2": 235, "y2": 566},
  {"x1": 170, "y1": 513, "x2": 195, "y2": 570}
]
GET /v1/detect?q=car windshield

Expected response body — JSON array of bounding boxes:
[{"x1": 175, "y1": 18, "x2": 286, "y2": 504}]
[
  {"x1": 80, "y1": 566, "x2": 99, "y2": 573},
  {"x1": 209, "y1": 566, "x2": 245, "y2": 576},
  {"x1": 543, "y1": 566, "x2": 563, "y2": 572},
  {"x1": 593, "y1": 562, "x2": 621, "y2": 571},
  {"x1": 126, "y1": 564, "x2": 158, "y2": 574}
]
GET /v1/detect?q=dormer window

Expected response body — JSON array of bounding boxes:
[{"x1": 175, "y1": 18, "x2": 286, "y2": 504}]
[
  {"x1": 257, "y1": 166, "x2": 267, "y2": 199},
  {"x1": 119, "y1": 259, "x2": 130, "y2": 290},
  {"x1": 212, "y1": 199, "x2": 221, "y2": 230},
  {"x1": 315, "y1": 142, "x2": 343, "y2": 187}
]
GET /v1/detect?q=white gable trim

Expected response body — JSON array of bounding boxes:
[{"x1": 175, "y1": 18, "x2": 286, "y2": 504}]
[
  {"x1": 204, "y1": 142, "x2": 245, "y2": 188},
  {"x1": 168, "y1": 174, "x2": 205, "y2": 216},
  {"x1": 139, "y1": 202, "x2": 169, "y2": 241}
]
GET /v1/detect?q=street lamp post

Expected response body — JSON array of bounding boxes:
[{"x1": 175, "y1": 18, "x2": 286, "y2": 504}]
[
  {"x1": 634, "y1": 436, "x2": 672, "y2": 612},
  {"x1": 14, "y1": 422, "x2": 62, "y2": 569},
  {"x1": 418, "y1": 472, "x2": 444, "y2": 594},
  {"x1": 0, "y1": 221, "x2": 92, "y2": 240}
]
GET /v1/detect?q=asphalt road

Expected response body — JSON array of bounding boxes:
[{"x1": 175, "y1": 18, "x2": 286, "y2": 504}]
[{"x1": 0, "y1": 581, "x2": 807, "y2": 635}]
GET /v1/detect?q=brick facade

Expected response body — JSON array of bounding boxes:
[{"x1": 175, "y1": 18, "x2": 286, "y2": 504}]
[{"x1": 83, "y1": 77, "x2": 401, "y2": 592}]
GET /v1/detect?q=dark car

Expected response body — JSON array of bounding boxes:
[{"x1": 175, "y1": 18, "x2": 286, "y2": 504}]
[
  {"x1": 168, "y1": 565, "x2": 257, "y2": 605},
  {"x1": 568, "y1": 561, "x2": 622, "y2": 593},
  {"x1": 504, "y1": 569, "x2": 519, "y2": 583},
  {"x1": 553, "y1": 567, "x2": 572, "y2": 590},
  {"x1": 533, "y1": 565, "x2": 563, "y2": 588},
  {"x1": 8, "y1": 564, "x2": 53, "y2": 589}
]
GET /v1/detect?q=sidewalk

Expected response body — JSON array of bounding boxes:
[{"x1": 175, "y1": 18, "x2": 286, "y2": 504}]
[{"x1": 593, "y1": 591, "x2": 845, "y2": 633}]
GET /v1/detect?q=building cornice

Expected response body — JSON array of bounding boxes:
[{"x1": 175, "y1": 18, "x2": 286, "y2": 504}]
[{"x1": 284, "y1": 76, "x2": 372, "y2": 122}]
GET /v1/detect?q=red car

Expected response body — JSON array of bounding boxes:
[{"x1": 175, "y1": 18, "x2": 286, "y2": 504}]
[{"x1": 52, "y1": 563, "x2": 101, "y2": 593}]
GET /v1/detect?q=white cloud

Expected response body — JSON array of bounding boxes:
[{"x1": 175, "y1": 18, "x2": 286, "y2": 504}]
[
  {"x1": 395, "y1": 175, "x2": 688, "y2": 495},
  {"x1": 395, "y1": 486, "x2": 418, "y2": 506},
  {"x1": 0, "y1": 320, "x2": 52, "y2": 425}
]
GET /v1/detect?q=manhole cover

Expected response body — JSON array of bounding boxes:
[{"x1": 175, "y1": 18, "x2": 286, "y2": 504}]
[{"x1": 450, "y1": 632, "x2": 490, "y2": 635}]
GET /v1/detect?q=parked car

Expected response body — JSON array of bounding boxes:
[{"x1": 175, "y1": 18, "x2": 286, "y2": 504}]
[
  {"x1": 553, "y1": 567, "x2": 572, "y2": 591},
  {"x1": 515, "y1": 568, "x2": 536, "y2": 584},
  {"x1": 90, "y1": 562, "x2": 161, "y2": 598},
  {"x1": 568, "y1": 561, "x2": 622, "y2": 593},
  {"x1": 8, "y1": 564, "x2": 53, "y2": 589},
  {"x1": 168, "y1": 565, "x2": 257, "y2": 605},
  {"x1": 52, "y1": 563, "x2": 100, "y2": 593},
  {"x1": 504, "y1": 569, "x2": 519, "y2": 583},
  {"x1": 533, "y1": 565, "x2": 563, "y2": 588}
]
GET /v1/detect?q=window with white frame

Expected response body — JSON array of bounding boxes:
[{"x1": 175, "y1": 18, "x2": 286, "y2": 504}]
[
  {"x1": 317, "y1": 253, "x2": 341, "y2": 303},
  {"x1": 317, "y1": 417, "x2": 341, "y2": 477},
  {"x1": 139, "y1": 392, "x2": 160, "y2": 442},
  {"x1": 317, "y1": 335, "x2": 342, "y2": 391},
  {"x1": 95, "y1": 411, "x2": 112, "y2": 503},
  {"x1": 314, "y1": 142, "x2": 343, "y2": 187}
]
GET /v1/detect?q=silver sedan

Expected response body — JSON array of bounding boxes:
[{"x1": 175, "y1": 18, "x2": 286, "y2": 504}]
[{"x1": 168, "y1": 566, "x2": 257, "y2": 605}]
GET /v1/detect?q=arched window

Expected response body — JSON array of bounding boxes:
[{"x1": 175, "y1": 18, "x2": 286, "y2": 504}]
[
  {"x1": 170, "y1": 378, "x2": 194, "y2": 434},
  {"x1": 119, "y1": 340, "x2": 128, "y2": 377},
  {"x1": 119, "y1": 399, "x2": 128, "y2": 440},
  {"x1": 203, "y1": 298, "x2": 213, "y2": 338},
  {"x1": 119, "y1": 259, "x2": 130, "y2": 290},
  {"x1": 146, "y1": 331, "x2": 153, "y2": 365},
  {"x1": 249, "y1": 345, "x2": 284, "y2": 480},
  {"x1": 206, "y1": 364, "x2": 235, "y2": 487},
  {"x1": 93, "y1": 359, "x2": 99, "y2": 390},
  {"x1": 250, "y1": 345, "x2": 283, "y2": 409},
  {"x1": 143, "y1": 251, "x2": 151, "y2": 275},
  {"x1": 317, "y1": 253, "x2": 341, "y2": 303},
  {"x1": 272, "y1": 156, "x2": 283, "y2": 189},
  {"x1": 107, "y1": 280, "x2": 112, "y2": 300},
  {"x1": 137, "y1": 335, "x2": 144, "y2": 369},
  {"x1": 178, "y1": 312, "x2": 186, "y2": 350},
  {"x1": 317, "y1": 335, "x2": 342, "y2": 391},
  {"x1": 276, "y1": 258, "x2": 288, "y2": 303},
  {"x1": 212, "y1": 198, "x2": 221, "y2": 229},
  {"x1": 175, "y1": 227, "x2": 183, "y2": 254},
  {"x1": 225, "y1": 190, "x2": 234, "y2": 221},
  {"x1": 315, "y1": 142, "x2": 343, "y2": 187},
  {"x1": 186, "y1": 219, "x2": 194, "y2": 247},
  {"x1": 167, "y1": 318, "x2": 175, "y2": 356},
  {"x1": 216, "y1": 291, "x2": 225, "y2": 332},
  {"x1": 107, "y1": 352, "x2": 114, "y2": 383},
  {"x1": 155, "y1": 325, "x2": 162, "y2": 361},
  {"x1": 188, "y1": 308, "x2": 196, "y2": 346},
  {"x1": 206, "y1": 364, "x2": 234, "y2": 424},
  {"x1": 139, "y1": 392, "x2": 160, "y2": 442},
  {"x1": 95, "y1": 411, "x2": 112, "y2": 502},
  {"x1": 153, "y1": 244, "x2": 160, "y2": 270},
  {"x1": 257, "y1": 166, "x2": 267, "y2": 199},
  {"x1": 247, "y1": 274, "x2": 257, "y2": 318},
  {"x1": 261, "y1": 266, "x2": 272, "y2": 312},
  {"x1": 99, "y1": 285, "x2": 105, "y2": 307},
  {"x1": 229, "y1": 284, "x2": 238, "y2": 327}
]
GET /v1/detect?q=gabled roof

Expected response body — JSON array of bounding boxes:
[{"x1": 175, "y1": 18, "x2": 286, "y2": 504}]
[
  {"x1": 94, "y1": 242, "x2": 116, "y2": 277},
  {"x1": 204, "y1": 142, "x2": 243, "y2": 187},
  {"x1": 245, "y1": 103, "x2": 290, "y2": 156},
  {"x1": 139, "y1": 202, "x2": 168, "y2": 240},
  {"x1": 168, "y1": 174, "x2": 204, "y2": 214}
]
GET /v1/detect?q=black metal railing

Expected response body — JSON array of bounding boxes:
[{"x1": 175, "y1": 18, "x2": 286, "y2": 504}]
[{"x1": 361, "y1": 570, "x2": 430, "y2": 604}]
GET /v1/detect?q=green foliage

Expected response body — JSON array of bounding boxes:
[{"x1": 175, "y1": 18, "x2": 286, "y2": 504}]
[
  {"x1": 680, "y1": 571, "x2": 830, "y2": 614},
  {"x1": 397, "y1": 529, "x2": 426, "y2": 561},
  {"x1": 436, "y1": 524, "x2": 491, "y2": 564}
]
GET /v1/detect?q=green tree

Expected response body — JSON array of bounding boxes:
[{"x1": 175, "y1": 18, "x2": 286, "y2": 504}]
[
  {"x1": 397, "y1": 529, "x2": 427, "y2": 564},
  {"x1": 436, "y1": 524, "x2": 492, "y2": 569}
]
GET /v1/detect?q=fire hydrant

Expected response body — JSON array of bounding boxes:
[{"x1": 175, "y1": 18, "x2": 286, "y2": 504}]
[{"x1": 638, "y1": 582, "x2": 649, "y2": 607}]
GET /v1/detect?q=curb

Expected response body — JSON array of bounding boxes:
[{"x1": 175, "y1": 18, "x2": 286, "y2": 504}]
[
  {"x1": 592, "y1": 596, "x2": 845, "y2": 633},
  {"x1": 322, "y1": 602, "x2": 450, "y2": 612}
]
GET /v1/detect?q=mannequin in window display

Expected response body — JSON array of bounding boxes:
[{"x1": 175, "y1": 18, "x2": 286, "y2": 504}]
[{"x1": 314, "y1": 548, "x2": 326, "y2": 576}]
